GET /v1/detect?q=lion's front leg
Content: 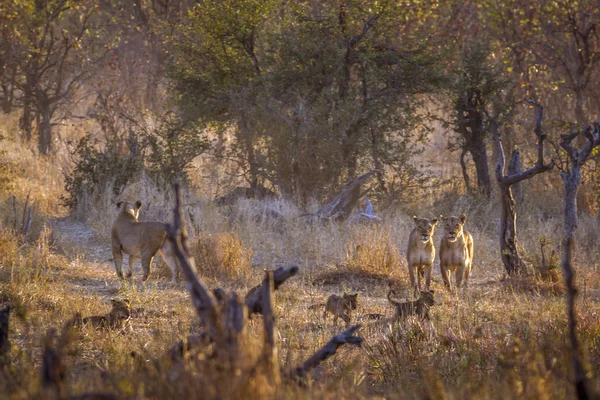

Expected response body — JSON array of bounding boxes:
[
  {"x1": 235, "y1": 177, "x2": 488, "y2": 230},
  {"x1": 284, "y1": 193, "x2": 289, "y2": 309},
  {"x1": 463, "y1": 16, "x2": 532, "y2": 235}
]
[
  {"x1": 424, "y1": 264, "x2": 432, "y2": 292},
  {"x1": 455, "y1": 263, "x2": 465, "y2": 288},
  {"x1": 408, "y1": 264, "x2": 419, "y2": 297},
  {"x1": 112, "y1": 240, "x2": 124, "y2": 280},
  {"x1": 441, "y1": 264, "x2": 452, "y2": 291}
]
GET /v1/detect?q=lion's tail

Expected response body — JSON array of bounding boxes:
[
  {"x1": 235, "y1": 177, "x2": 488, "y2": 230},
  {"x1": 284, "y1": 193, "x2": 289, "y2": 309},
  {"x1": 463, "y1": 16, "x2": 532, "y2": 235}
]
[
  {"x1": 308, "y1": 303, "x2": 325, "y2": 311},
  {"x1": 387, "y1": 290, "x2": 400, "y2": 306}
]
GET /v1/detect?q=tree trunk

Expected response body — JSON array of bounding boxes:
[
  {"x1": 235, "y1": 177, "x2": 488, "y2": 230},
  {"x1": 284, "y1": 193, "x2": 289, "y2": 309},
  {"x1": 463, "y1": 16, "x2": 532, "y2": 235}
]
[
  {"x1": 20, "y1": 96, "x2": 34, "y2": 141},
  {"x1": 469, "y1": 140, "x2": 491, "y2": 197},
  {"x1": 559, "y1": 122, "x2": 600, "y2": 399},
  {"x1": 498, "y1": 183, "x2": 525, "y2": 275},
  {"x1": 38, "y1": 106, "x2": 52, "y2": 155},
  {"x1": 508, "y1": 149, "x2": 523, "y2": 206},
  {"x1": 459, "y1": 149, "x2": 472, "y2": 195}
]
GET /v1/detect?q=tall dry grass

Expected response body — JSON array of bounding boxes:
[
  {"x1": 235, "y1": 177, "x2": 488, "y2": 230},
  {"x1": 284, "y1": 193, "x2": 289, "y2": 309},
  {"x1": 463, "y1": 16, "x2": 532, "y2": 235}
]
[{"x1": 3, "y1": 121, "x2": 600, "y2": 399}]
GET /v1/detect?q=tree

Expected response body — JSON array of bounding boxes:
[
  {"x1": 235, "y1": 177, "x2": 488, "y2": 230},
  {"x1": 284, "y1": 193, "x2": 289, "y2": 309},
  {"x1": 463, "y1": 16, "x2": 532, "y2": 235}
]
[
  {"x1": 448, "y1": 42, "x2": 509, "y2": 198},
  {"x1": 169, "y1": 0, "x2": 441, "y2": 203},
  {"x1": 492, "y1": 100, "x2": 553, "y2": 275},
  {"x1": 1, "y1": 0, "x2": 111, "y2": 154}
]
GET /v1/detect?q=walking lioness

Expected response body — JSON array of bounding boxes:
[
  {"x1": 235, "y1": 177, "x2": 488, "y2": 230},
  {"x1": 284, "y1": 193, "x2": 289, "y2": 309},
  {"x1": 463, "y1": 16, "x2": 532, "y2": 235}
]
[
  {"x1": 406, "y1": 217, "x2": 438, "y2": 296},
  {"x1": 111, "y1": 200, "x2": 179, "y2": 282},
  {"x1": 439, "y1": 214, "x2": 473, "y2": 291}
]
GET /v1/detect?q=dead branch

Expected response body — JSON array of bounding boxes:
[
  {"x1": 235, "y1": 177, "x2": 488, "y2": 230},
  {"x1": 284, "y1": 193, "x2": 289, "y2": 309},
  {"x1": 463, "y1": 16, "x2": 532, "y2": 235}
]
[
  {"x1": 261, "y1": 270, "x2": 279, "y2": 382},
  {"x1": 21, "y1": 191, "x2": 30, "y2": 231},
  {"x1": 245, "y1": 265, "x2": 299, "y2": 315},
  {"x1": 166, "y1": 183, "x2": 220, "y2": 342},
  {"x1": 315, "y1": 170, "x2": 379, "y2": 222},
  {"x1": 292, "y1": 324, "x2": 363, "y2": 379},
  {"x1": 492, "y1": 100, "x2": 554, "y2": 275},
  {"x1": 0, "y1": 304, "x2": 10, "y2": 367},
  {"x1": 559, "y1": 121, "x2": 600, "y2": 400}
]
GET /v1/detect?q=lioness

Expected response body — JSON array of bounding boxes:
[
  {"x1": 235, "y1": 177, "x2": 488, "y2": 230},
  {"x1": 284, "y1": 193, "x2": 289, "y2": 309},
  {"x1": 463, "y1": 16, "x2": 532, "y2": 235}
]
[
  {"x1": 323, "y1": 293, "x2": 358, "y2": 326},
  {"x1": 387, "y1": 290, "x2": 435, "y2": 320},
  {"x1": 111, "y1": 200, "x2": 179, "y2": 282},
  {"x1": 406, "y1": 216, "x2": 438, "y2": 296},
  {"x1": 439, "y1": 214, "x2": 474, "y2": 291},
  {"x1": 74, "y1": 299, "x2": 131, "y2": 330}
]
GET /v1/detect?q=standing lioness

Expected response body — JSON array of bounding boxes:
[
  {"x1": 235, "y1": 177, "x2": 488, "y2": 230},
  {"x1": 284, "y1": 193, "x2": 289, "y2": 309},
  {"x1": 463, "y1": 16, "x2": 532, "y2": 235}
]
[
  {"x1": 406, "y1": 217, "x2": 438, "y2": 297},
  {"x1": 439, "y1": 214, "x2": 473, "y2": 291},
  {"x1": 111, "y1": 200, "x2": 179, "y2": 282}
]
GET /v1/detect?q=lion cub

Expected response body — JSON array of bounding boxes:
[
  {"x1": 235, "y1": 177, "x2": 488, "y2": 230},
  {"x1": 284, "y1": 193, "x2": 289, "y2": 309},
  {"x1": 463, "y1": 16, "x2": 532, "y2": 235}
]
[
  {"x1": 387, "y1": 290, "x2": 435, "y2": 320},
  {"x1": 406, "y1": 217, "x2": 438, "y2": 296},
  {"x1": 111, "y1": 200, "x2": 179, "y2": 282},
  {"x1": 74, "y1": 299, "x2": 131, "y2": 330},
  {"x1": 323, "y1": 293, "x2": 358, "y2": 326},
  {"x1": 439, "y1": 214, "x2": 474, "y2": 291}
]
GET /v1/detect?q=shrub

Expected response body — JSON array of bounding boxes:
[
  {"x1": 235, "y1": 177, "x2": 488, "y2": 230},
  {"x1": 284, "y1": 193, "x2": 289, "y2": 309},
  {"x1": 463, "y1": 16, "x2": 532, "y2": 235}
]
[{"x1": 190, "y1": 231, "x2": 253, "y2": 281}]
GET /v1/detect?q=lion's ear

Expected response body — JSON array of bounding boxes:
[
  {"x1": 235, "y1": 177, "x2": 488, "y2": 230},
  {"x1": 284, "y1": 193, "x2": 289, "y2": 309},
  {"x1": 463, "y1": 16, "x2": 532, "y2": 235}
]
[
  {"x1": 116, "y1": 201, "x2": 122, "y2": 209},
  {"x1": 440, "y1": 215, "x2": 447, "y2": 222},
  {"x1": 412, "y1": 216, "x2": 419, "y2": 224},
  {"x1": 135, "y1": 200, "x2": 142, "y2": 209},
  {"x1": 459, "y1": 214, "x2": 467, "y2": 224}
]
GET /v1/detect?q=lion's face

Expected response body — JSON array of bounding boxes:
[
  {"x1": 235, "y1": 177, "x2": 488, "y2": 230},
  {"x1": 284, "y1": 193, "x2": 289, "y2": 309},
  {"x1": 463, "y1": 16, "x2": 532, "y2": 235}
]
[
  {"x1": 418, "y1": 290, "x2": 435, "y2": 306},
  {"x1": 343, "y1": 293, "x2": 358, "y2": 310},
  {"x1": 117, "y1": 200, "x2": 142, "y2": 221},
  {"x1": 110, "y1": 299, "x2": 131, "y2": 321},
  {"x1": 413, "y1": 217, "x2": 438, "y2": 243},
  {"x1": 441, "y1": 214, "x2": 467, "y2": 242}
]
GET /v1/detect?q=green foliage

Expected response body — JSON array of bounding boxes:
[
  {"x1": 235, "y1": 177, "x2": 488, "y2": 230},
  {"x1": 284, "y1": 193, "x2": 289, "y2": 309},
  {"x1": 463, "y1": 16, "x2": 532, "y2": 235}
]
[
  {"x1": 63, "y1": 135, "x2": 143, "y2": 210},
  {"x1": 169, "y1": 0, "x2": 443, "y2": 202},
  {"x1": 62, "y1": 115, "x2": 209, "y2": 210}
]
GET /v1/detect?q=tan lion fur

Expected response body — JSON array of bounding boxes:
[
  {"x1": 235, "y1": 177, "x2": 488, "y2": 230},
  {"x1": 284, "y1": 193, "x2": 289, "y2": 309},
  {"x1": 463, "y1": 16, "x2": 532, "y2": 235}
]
[
  {"x1": 439, "y1": 214, "x2": 474, "y2": 291},
  {"x1": 406, "y1": 216, "x2": 438, "y2": 297},
  {"x1": 323, "y1": 293, "x2": 358, "y2": 326},
  {"x1": 111, "y1": 200, "x2": 179, "y2": 282},
  {"x1": 74, "y1": 299, "x2": 131, "y2": 330},
  {"x1": 387, "y1": 290, "x2": 435, "y2": 320}
]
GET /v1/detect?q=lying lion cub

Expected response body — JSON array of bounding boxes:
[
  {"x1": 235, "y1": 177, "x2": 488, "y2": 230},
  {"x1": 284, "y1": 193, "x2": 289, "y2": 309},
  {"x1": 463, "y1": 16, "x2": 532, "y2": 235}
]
[
  {"x1": 111, "y1": 200, "x2": 179, "y2": 282},
  {"x1": 323, "y1": 293, "x2": 358, "y2": 326},
  {"x1": 73, "y1": 299, "x2": 131, "y2": 330},
  {"x1": 387, "y1": 290, "x2": 435, "y2": 320}
]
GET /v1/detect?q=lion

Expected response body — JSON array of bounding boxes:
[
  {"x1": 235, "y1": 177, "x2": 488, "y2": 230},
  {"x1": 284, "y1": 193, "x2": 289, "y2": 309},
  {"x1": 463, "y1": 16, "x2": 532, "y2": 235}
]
[
  {"x1": 111, "y1": 200, "x2": 179, "y2": 282},
  {"x1": 322, "y1": 293, "x2": 358, "y2": 326},
  {"x1": 439, "y1": 214, "x2": 474, "y2": 291},
  {"x1": 73, "y1": 299, "x2": 131, "y2": 330},
  {"x1": 387, "y1": 290, "x2": 435, "y2": 320},
  {"x1": 406, "y1": 216, "x2": 438, "y2": 296}
]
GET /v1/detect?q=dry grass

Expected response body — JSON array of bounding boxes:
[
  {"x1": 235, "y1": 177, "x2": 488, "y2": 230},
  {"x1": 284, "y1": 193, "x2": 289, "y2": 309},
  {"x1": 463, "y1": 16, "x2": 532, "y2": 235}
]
[{"x1": 2, "y1": 133, "x2": 600, "y2": 399}]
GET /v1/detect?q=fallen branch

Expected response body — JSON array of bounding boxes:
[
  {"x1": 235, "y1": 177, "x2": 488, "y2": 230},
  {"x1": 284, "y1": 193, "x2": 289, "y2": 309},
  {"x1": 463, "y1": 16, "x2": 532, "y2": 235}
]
[
  {"x1": 245, "y1": 265, "x2": 299, "y2": 315},
  {"x1": 0, "y1": 304, "x2": 10, "y2": 367},
  {"x1": 292, "y1": 324, "x2": 363, "y2": 379},
  {"x1": 261, "y1": 270, "x2": 279, "y2": 383},
  {"x1": 314, "y1": 170, "x2": 378, "y2": 222}
]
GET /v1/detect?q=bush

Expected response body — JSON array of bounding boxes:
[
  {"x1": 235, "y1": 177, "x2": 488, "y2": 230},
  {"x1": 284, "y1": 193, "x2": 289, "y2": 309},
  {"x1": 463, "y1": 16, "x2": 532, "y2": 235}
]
[{"x1": 62, "y1": 114, "x2": 209, "y2": 211}]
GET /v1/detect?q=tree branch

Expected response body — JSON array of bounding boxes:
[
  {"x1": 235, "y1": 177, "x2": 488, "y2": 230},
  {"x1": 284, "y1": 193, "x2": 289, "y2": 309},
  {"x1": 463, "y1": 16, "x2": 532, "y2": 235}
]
[
  {"x1": 245, "y1": 265, "x2": 299, "y2": 315},
  {"x1": 166, "y1": 183, "x2": 220, "y2": 341},
  {"x1": 292, "y1": 325, "x2": 363, "y2": 379}
]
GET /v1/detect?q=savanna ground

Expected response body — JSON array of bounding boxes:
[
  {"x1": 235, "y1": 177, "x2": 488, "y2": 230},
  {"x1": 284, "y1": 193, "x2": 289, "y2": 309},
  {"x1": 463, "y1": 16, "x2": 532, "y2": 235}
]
[{"x1": 2, "y1": 116, "x2": 600, "y2": 399}]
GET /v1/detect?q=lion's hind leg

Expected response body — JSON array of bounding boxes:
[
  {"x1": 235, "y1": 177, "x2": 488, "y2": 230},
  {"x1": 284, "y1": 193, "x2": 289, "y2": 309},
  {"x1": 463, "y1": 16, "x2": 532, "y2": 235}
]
[
  {"x1": 112, "y1": 240, "x2": 124, "y2": 279},
  {"x1": 159, "y1": 242, "x2": 179, "y2": 283},
  {"x1": 127, "y1": 255, "x2": 138, "y2": 278}
]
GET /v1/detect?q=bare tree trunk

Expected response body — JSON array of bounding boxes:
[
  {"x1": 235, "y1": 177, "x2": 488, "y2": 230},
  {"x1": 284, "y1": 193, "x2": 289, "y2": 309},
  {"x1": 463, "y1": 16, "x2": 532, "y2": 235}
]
[
  {"x1": 38, "y1": 106, "x2": 53, "y2": 155},
  {"x1": 508, "y1": 149, "x2": 523, "y2": 206},
  {"x1": 459, "y1": 149, "x2": 472, "y2": 195},
  {"x1": 20, "y1": 93, "x2": 34, "y2": 141},
  {"x1": 493, "y1": 100, "x2": 553, "y2": 276},
  {"x1": 469, "y1": 139, "x2": 491, "y2": 197},
  {"x1": 560, "y1": 122, "x2": 600, "y2": 400}
]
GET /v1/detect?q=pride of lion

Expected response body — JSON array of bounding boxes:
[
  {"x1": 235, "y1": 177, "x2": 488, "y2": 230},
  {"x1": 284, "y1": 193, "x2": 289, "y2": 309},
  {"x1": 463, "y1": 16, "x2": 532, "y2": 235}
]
[{"x1": 108, "y1": 200, "x2": 473, "y2": 323}]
